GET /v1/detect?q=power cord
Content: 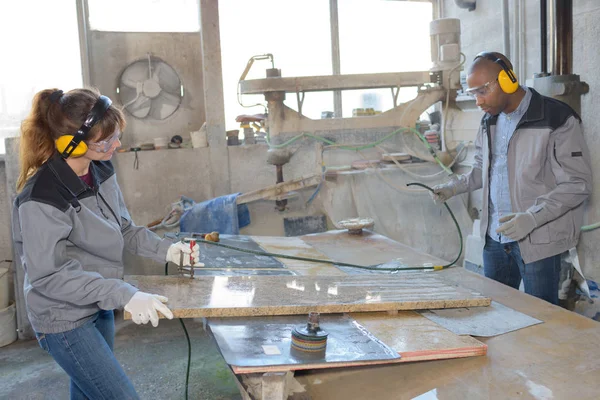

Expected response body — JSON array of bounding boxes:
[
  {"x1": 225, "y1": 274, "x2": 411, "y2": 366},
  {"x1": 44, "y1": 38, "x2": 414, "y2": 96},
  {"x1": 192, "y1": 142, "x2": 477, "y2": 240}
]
[
  {"x1": 165, "y1": 262, "x2": 191, "y2": 400},
  {"x1": 166, "y1": 186, "x2": 461, "y2": 398},
  {"x1": 193, "y1": 184, "x2": 462, "y2": 271}
]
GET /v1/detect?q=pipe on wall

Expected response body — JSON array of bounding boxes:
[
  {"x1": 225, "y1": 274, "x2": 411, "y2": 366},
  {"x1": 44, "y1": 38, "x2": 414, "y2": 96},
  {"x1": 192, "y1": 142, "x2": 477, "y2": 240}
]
[
  {"x1": 540, "y1": 0, "x2": 548, "y2": 74},
  {"x1": 519, "y1": 0, "x2": 525, "y2": 79},
  {"x1": 501, "y1": 0, "x2": 510, "y2": 59},
  {"x1": 552, "y1": 0, "x2": 573, "y2": 75}
]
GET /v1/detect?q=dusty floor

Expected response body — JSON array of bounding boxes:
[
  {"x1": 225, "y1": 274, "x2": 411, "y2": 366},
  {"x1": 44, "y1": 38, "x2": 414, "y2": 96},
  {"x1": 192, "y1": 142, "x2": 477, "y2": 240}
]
[{"x1": 0, "y1": 312, "x2": 242, "y2": 400}]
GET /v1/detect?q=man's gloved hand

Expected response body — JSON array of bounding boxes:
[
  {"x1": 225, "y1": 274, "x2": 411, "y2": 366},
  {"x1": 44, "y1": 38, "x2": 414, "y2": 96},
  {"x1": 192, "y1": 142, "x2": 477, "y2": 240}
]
[
  {"x1": 430, "y1": 182, "x2": 457, "y2": 205},
  {"x1": 124, "y1": 291, "x2": 174, "y2": 327},
  {"x1": 495, "y1": 212, "x2": 537, "y2": 241},
  {"x1": 166, "y1": 242, "x2": 204, "y2": 267}
]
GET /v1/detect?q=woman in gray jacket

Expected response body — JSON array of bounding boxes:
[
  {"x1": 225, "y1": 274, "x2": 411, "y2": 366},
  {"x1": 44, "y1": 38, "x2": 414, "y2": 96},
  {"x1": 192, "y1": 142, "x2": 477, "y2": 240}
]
[{"x1": 12, "y1": 88, "x2": 199, "y2": 399}]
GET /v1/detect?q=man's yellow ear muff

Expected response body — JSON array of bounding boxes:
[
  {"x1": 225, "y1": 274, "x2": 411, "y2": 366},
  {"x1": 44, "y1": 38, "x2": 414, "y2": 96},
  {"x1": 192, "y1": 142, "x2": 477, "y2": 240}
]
[
  {"x1": 56, "y1": 135, "x2": 88, "y2": 158},
  {"x1": 498, "y1": 68, "x2": 519, "y2": 94},
  {"x1": 473, "y1": 52, "x2": 519, "y2": 94}
]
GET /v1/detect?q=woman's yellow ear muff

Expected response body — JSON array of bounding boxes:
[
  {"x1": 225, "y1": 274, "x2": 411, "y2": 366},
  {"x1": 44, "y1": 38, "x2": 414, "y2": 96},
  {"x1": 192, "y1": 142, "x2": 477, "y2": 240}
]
[
  {"x1": 498, "y1": 68, "x2": 519, "y2": 94},
  {"x1": 56, "y1": 135, "x2": 88, "y2": 158}
]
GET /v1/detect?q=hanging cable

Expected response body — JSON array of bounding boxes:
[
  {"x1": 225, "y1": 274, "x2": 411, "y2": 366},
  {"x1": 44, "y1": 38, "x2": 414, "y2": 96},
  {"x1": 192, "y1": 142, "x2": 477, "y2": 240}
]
[
  {"x1": 165, "y1": 262, "x2": 191, "y2": 400},
  {"x1": 192, "y1": 188, "x2": 462, "y2": 270}
]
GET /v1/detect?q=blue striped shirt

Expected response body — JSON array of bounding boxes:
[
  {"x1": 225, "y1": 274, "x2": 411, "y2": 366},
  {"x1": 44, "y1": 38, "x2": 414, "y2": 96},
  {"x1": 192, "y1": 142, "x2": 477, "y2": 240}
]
[{"x1": 487, "y1": 87, "x2": 532, "y2": 243}]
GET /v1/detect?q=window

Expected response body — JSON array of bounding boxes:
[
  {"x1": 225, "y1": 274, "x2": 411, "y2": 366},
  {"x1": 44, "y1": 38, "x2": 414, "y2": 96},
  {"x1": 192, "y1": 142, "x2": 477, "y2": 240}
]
[
  {"x1": 0, "y1": 1, "x2": 82, "y2": 154},
  {"x1": 220, "y1": 0, "x2": 333, "y2": 131},
  {"x1": 338, "y1": 0, "x2": 432, "y2": 117},
  {"x1": 88, "y1": 0, "x2": 200, "y2": 32}
]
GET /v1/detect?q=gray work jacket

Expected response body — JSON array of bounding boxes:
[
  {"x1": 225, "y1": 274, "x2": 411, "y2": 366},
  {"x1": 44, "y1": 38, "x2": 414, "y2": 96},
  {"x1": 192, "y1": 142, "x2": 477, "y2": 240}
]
[
  {"x1": 12, "y1": 153, "x2": 171, "y2": 334},
  {"x1": 455, "y1": 88, "x2": 592, "y2": 263}
]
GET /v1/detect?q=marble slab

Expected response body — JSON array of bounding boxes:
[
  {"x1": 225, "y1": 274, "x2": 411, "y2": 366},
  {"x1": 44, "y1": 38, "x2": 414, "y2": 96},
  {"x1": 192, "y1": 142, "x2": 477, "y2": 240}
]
[
  {"x1": 124, "y1": 274, "x2": 491, "y2": 319},
  {"x1": 252, "y1": 236, "x2": 346, "y2": 276},
  {"x1": 351, "y1": 311, "x2": 487, "y2": 362},
  {"x1": 419, "y1": 301, "x2": 543, "y2": 337},
  {"x1": 210, "y1": 314, "x2": 401, "y2": 373}
]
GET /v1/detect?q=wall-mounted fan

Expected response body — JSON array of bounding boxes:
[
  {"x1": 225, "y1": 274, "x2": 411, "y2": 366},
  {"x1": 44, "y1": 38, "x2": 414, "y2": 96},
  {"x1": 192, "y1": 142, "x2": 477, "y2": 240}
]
[{"x1": 118, "y1": 54, "x2": 183, "y2": 120}]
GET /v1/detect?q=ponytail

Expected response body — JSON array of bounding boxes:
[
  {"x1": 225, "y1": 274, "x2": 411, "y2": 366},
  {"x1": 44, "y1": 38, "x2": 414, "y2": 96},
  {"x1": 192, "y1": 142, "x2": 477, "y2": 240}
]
[
  {"x1": 16, "y1": 87, "x2": 126, "y2": 192},
  {"x1": 17, "y1": 89, "x2": 60, "y2": 192}
]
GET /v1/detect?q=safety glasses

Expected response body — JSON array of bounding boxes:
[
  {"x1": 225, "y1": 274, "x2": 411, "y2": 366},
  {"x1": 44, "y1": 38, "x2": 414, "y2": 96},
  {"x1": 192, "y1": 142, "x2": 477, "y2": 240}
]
[
  {"x1": 86, "y1": 130, "x2": 122, "y2": 153},
  {"x1": 465, "y1": 79, "x2": 499, "y2": 98}
]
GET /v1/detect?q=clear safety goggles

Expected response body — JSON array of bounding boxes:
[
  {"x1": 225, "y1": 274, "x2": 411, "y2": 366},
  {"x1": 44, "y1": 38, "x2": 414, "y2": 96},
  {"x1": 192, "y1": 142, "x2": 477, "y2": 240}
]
[
  {"x1": 86, "y1": 130, "x2": 122, "y2": 153},
  {"x1": 465, "y1": 79, "x2": 499, "y2": 98}
]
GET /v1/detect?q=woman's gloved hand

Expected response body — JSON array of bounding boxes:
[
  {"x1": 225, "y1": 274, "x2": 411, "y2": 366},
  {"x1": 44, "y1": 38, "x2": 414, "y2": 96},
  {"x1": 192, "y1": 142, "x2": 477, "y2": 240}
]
[
  {"x1": 124, "y1": 291, "x2": 174, "y2": 327},
  {"x1": 165, "y1": 242, "x2": 204, "y2": 267}
]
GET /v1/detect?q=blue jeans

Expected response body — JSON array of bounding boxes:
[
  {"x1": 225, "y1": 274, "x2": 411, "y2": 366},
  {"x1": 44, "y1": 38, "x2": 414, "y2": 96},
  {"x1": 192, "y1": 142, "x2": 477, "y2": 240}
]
[
  {"x1": 35, "y1": 310, "x2": 139, "y2": 400},
  {"x1": 483, "y1": 235, "x2": 562, "y2": 305}
]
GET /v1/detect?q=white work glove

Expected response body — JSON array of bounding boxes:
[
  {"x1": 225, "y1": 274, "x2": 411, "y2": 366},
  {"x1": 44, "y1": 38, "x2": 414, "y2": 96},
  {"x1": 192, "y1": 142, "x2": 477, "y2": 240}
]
[
  {"x1": 430, "y1": 182, "x2": 457, "y2": 205},
  {"x1": 166, "y1": 242, "x2": 204, "y2": 267},
  {"x1": 495, "y1": 212, "x2": 537, "y2": 241},
  {"x1": 124, "y1": 291, "x2": 174, "y2": 327}
]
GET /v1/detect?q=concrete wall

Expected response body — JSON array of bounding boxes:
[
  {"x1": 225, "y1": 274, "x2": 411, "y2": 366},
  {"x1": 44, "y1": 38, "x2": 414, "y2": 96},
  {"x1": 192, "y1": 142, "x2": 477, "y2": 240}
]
[
  {"x1": 88, "y1": 32, "x2": 206, "y2": 148},
  {"x1": 442, "y1": 0, "x2": 600, "y2": 282}
]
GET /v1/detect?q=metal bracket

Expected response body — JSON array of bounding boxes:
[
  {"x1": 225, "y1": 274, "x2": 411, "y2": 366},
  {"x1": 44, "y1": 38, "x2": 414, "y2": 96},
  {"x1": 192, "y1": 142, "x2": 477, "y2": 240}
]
[
  {"x1": 391, "y1": 86, "x2": 400, "y2": 108},
  {"x1": 295, "y1": 90, "x2": 305, "y2": 115}
]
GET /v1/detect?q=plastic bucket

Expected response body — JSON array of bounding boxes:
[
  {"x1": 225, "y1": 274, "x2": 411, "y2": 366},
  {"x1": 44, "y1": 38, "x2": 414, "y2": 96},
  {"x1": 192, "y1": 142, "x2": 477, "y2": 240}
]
[{"x1": 0, "y1": 302, "x2": 17, "y2": 347}]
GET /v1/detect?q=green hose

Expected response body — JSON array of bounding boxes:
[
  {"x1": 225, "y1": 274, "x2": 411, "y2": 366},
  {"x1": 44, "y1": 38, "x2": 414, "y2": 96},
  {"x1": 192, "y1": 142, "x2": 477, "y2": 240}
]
[
  {"x1": 166, "y1": 183, "x2": 462, "y2": 396},
  {"x1": 265, "y1": 126, "x2": 453, "y2": 175},
  {"x1": 406, "y1": 182, "x2": 463, "y2": 268},
  {"x1": 581, "y1": 222, "x2": 600, "y2": 232},
  {"x1": 191, "y1": 183, "x2": 462, "y2": 271}
]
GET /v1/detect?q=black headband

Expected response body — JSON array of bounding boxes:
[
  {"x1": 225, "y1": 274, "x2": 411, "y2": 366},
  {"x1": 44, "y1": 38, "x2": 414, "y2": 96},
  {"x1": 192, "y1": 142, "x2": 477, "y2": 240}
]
[
  {"x1": 49, "y1": 90, "x2": 64, "y2": 103},
  {"x1": 474, "y1": 52, "x2": 517, "y2": 83}
]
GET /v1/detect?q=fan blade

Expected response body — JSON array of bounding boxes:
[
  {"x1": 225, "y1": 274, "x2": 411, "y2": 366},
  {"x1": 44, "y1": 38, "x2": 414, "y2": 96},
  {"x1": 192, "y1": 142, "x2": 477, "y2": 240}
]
[
  {"x1": 149, "y1": 91, "x2": 180, "y2": 120},
  {"x1": 126, "y1": 95, "x2": 151, "y2": 119},
  {"x1": 153, "y1": 61, "x2": 181, "y2": 93},
  {"x1": 122, "y1": 82, "x2": 144, "y2": 107},
  {"x1": 121, "y1": 61, "x2": 149, "y2": 88},
  {"x1": 158, "y1": 90, "x2": 181, "y2": 107}
]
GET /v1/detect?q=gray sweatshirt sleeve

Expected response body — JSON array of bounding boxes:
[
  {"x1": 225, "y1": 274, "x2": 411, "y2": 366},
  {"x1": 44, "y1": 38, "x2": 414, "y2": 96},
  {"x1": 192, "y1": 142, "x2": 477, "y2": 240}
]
[
  {"x1": 115, "y1": 182, "x2": 171, "y2": 263},
  {"x1": 17, "y1": 201, "x2": 137, "y2": 309}
]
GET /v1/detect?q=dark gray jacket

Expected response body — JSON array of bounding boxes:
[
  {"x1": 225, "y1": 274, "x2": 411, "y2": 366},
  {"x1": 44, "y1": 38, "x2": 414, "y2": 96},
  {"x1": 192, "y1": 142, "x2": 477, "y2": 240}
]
[
  {"x1": 454, "y1": 89, "x2": 592, "y2": 263},
  {"x1": 12, "y1": 153, "x2": 171, "y2": 334}
]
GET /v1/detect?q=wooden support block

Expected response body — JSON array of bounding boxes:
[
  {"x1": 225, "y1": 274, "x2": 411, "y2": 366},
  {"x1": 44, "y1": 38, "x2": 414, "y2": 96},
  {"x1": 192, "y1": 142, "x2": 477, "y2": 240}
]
[{"x1": 261, "y1": 372, "x2": 287, "y2": 400}]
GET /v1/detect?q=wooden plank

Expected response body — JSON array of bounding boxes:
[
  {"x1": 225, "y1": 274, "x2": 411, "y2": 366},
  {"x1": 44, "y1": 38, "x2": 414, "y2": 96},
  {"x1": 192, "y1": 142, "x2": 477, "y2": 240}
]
[
  {"x1": 236, "y1": 174, "x2": 321, "y2": 205},
  {"x1": 124, "y1": 274, "x2": 490, "y2": 320},
  {"x1": 239, "y1": 71, "x2": 432, "y2": 94}
]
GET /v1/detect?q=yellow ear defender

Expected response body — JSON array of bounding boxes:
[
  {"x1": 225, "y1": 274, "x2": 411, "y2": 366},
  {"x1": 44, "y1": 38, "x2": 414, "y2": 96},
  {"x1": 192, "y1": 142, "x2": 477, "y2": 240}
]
[
  {"x1": 55, "y1": 136, "x2": 88, "y2": 158},
  {"x1": 53, "y1": 94, "x2": 112, "y2": 159},
  {"x1": 474, "y1": 52, "x2": 519, "y2": 94}
]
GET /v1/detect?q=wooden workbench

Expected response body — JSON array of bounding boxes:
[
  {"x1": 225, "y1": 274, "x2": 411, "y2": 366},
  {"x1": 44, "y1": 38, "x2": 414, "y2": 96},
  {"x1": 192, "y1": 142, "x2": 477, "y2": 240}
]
[
  {"x1": 286, "y1": 231, "x2": 600, "y2": 400},
  {"x1": 133, "y1": 230, "x2": 599, "y2": 399}
]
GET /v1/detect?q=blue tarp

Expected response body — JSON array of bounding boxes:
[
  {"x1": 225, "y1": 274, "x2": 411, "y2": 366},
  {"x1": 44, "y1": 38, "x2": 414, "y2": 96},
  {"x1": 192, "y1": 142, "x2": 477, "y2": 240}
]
[{"x1": 179, "y1": 194, "x2": 250, "y2": 235}]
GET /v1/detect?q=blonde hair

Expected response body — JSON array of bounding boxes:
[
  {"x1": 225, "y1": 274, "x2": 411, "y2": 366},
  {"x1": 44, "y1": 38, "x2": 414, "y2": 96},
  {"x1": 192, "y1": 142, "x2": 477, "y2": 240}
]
[{"x1": 17, "y1": 88, "x2": 126, "y2": 191}]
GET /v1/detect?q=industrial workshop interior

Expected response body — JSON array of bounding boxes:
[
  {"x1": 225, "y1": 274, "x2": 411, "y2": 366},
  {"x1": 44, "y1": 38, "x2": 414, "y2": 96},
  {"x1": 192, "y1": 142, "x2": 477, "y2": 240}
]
[{"x1": 2, "y1": 0, "x2": 600, "y2": 399}]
